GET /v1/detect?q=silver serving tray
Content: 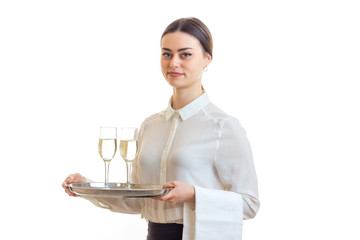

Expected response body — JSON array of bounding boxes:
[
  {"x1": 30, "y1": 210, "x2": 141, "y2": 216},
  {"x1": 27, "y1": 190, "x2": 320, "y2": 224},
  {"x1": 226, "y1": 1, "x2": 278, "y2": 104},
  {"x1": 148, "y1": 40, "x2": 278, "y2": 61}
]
[{"x1": 67, "y1": 182, "x2": 170, "y2": 198}]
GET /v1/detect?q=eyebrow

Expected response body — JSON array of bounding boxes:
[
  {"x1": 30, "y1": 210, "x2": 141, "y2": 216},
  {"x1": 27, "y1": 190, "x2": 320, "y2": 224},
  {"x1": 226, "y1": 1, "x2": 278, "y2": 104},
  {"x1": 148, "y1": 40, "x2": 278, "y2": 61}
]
[{"x1": 162, "y1": 47, "x2": 193, "y2": 52}]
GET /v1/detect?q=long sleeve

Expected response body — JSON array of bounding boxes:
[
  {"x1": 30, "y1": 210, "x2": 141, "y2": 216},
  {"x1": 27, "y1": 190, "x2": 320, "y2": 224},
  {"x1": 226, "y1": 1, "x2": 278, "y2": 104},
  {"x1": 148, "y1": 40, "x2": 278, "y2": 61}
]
[
  {"x1": 183, "y1": 117, "x2": 259, "y2": 240},
  {"x1": 81, "y1": 196, "x2": 141, "y2": 214},
  {"x1": 215, "y1": 117, "x2": 260, "y2": 219}
]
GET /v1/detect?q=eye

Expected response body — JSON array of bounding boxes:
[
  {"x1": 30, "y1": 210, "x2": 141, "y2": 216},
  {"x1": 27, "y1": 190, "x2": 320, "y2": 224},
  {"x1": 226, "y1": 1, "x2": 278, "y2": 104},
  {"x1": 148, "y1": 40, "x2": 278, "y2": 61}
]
[
  {"x1": 181, "y1": 52, "x2": 192, "y2": 58},
  {"x1": 162, "y1": 52, "x2": 172, "y2": 58}
]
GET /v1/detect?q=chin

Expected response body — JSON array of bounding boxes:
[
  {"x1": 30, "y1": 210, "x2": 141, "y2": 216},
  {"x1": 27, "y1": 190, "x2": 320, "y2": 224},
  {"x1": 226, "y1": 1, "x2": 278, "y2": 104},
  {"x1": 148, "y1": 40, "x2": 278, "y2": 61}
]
[{"x1": 167, "y1": 82, "x2": 185, "y2": 89}]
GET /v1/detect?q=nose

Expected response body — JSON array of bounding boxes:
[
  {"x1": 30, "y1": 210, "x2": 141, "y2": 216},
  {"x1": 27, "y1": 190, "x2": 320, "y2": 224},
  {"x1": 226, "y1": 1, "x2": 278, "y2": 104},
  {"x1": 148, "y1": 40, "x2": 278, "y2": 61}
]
[{"x1": 169, "y1": 55, "x2": 180, "y2": 68}]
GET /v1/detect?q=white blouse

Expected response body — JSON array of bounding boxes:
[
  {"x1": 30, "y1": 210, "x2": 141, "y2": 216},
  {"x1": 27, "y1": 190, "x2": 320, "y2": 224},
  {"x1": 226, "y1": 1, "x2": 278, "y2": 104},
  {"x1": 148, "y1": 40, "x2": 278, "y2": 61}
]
[{"x1": 84, "y1": 92, "x2": 259, "y2": 239}]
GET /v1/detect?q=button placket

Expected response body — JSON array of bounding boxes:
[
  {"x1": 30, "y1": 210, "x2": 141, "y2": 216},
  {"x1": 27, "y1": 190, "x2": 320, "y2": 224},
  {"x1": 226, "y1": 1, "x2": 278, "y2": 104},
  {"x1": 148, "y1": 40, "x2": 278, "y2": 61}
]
[
  {"x1": 160, "y1": 112, "x2": 180, "y2": 184},
  {"x1": 159, "y1": 112, "x2": 180, "y2": 222}
]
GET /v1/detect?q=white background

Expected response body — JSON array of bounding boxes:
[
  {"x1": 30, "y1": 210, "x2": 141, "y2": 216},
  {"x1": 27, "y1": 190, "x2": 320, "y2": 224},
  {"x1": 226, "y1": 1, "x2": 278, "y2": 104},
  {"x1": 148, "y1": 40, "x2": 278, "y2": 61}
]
[{"x1": 1, "y1": 0, "x2": 359, "y2": 239}]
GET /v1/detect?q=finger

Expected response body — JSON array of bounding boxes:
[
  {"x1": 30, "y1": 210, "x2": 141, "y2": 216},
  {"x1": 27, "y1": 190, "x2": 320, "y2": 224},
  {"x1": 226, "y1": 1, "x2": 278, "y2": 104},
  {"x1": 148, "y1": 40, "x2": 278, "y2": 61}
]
[
  {"x1": 68, "y1": 175, "x2": 75, "y2": 182},
  {"x1": 62, "y1": 180, "x2": 68, "y2": 189},
  {"x1": 68, "y1": 192, "x2": 77, "y2": 197},
  {"x1": 152, "y1": 188, "x2": 171, "y2": 201},
  {"x1": 69, "y1": 192, "x2": 78, "y2": 197},
  {"x1": 65, "y1": 187, "x2": 77, "y2": 197},
  {"x1": 63, "y1": 178, "x2": 78, "y2": 197},
  {"x1": 68, "y1": 174, "x2": 79, "y2": 182},
  {"x1": 163, "y1": 193, "x2": 176, "y2": 205},
  {"x1": 160, "y1": 190, "x2": 174, "y2": 201},
  {"x1": 64, "y1": 177, "x2": 71, "y2": 184},
  {"x1": 163, "y1": 182, "x2": 176, "y2": 188}
]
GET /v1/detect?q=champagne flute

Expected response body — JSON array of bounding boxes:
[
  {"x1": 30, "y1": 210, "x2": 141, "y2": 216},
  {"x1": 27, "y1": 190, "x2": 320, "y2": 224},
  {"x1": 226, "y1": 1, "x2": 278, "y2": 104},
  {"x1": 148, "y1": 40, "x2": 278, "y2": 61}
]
[
  {"x1": 120, "y1": 127, "x2": 139, "y2": 189},
  {"x1": 98, "y1": 127, "x2": 117, "y2": 186}
]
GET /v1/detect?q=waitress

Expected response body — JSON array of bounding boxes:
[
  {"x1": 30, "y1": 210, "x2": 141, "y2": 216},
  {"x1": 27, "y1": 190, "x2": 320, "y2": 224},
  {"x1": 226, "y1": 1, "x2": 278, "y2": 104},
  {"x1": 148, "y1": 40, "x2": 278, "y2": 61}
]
[{"x1": 63, "y1": 17, "x2": 260, "y2": 240}]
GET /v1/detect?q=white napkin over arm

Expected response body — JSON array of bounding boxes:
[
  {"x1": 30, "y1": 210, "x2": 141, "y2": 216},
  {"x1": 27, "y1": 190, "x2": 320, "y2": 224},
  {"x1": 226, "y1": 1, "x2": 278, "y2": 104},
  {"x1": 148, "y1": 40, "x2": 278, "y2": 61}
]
[{"x1": 183, "y1": 187, "x2": 244, "y2": 240}]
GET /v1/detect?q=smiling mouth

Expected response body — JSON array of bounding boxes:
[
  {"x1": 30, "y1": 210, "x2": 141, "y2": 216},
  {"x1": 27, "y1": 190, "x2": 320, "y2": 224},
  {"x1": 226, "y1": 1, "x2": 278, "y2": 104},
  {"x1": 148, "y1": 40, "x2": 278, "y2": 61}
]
[{"x1": 168, "y1": 72, "x2": 184, "y2": 77}]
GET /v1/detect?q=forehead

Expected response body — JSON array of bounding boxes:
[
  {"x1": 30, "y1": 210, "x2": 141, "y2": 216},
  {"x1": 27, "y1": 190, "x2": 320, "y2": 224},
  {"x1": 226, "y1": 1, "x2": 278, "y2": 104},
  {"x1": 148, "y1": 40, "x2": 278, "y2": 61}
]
[{"x1": 161, "y1": 31, "x2": 202, "y2": 50}]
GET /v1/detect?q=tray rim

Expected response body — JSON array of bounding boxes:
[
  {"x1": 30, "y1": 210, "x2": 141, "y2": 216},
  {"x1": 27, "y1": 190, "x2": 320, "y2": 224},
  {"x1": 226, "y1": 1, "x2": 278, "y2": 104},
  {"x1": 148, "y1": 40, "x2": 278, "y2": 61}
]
[{"x1": 67, "y1": 182, "x2": 170, "y2": 198}]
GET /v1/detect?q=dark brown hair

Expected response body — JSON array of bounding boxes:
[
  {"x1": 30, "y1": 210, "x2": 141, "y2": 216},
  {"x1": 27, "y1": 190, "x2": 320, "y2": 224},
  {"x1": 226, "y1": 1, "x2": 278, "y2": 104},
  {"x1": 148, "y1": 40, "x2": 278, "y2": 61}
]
[{"x1": 161, "y1": 17, "x2": 213, "y2": 58}]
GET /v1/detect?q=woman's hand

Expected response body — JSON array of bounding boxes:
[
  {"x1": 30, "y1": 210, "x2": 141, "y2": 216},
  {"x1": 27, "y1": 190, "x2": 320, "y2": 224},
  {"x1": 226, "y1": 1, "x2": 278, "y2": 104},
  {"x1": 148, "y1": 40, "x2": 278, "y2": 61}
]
[
  {"x1": 62, "y1": 173, "x2": 86, "y2": 197},
  {"x1": 154, "y1": 181, "x2": 195, "y2": 205}
]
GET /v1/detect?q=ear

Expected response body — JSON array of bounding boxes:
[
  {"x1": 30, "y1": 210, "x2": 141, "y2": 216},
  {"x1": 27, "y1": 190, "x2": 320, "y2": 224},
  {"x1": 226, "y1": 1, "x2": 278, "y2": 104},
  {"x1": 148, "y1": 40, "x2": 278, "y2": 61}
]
[{"x1": 203, "y1": 52, "x2": 212, "y2": 68}]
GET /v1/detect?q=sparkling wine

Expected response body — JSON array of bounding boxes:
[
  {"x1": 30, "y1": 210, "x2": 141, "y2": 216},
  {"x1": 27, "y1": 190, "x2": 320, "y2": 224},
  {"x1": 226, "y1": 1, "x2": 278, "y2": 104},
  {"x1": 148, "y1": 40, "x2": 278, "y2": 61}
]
[
  {"x1": 98, "y1": 138, "x2": 117, "y2": 162},
  {"x1": 120, "y1": 140, "x2": 138, "y2": 162}
]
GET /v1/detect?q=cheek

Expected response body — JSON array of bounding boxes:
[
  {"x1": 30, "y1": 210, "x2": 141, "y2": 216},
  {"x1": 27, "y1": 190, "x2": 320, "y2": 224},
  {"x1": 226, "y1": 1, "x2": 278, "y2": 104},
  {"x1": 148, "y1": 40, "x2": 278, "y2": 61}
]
[
  {"x1": 161, "y1": 59, "x2": 168, "y2": 68},
  {"x1": 160, "y1": 61, "x2": 168, "y2": 77},
  {"x1": 185, "y1": 59, "x2": 202, "y2": 74},
  {"x1": 185, "y1": 63, "x2": 202, "y2": 77}
]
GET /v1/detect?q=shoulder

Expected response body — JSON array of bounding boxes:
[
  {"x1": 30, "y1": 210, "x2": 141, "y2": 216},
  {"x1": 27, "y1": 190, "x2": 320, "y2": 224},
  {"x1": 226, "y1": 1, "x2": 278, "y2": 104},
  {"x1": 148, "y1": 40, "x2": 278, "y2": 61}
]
[
  {"x1": 203, "y1": 102, "x2": 238, "y2": 123},
  {"x1": 138, "y1": 109, "x2": 166, "y2": 138},
  {"x1": 141, "y1": 109, "x2": 166, "y2": 126},
  {"x1": 204, "y1": 102, "x2": 246, "y2": 133}
]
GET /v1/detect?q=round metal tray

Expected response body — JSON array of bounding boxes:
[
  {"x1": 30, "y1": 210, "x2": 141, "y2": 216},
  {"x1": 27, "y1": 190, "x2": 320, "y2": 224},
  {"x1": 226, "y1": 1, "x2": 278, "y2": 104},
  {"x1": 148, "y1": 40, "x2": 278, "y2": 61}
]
[{"x1": 67, "y1": 182, "x2": 170, "y2": 198}]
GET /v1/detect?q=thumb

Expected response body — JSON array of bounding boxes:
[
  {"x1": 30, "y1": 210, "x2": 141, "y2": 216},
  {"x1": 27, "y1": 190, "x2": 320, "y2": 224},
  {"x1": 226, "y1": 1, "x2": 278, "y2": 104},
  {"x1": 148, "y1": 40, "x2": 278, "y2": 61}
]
[
  {"x1": 163, "y1": 181, "x2": 176, "y2": 189},
  {"x1": 160, "y1": 189, "x2": 173, "y2": 201}
]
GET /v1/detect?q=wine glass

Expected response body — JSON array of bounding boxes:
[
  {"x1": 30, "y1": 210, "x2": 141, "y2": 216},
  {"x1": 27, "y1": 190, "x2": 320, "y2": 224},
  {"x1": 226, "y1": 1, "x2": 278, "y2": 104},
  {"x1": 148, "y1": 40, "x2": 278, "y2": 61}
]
[
  {"x1": 98, "y1": 127, "x2": 117, "y2": 186},
  {"x1": 120, "y1": 127, "x2": 139, "y2": 189}
]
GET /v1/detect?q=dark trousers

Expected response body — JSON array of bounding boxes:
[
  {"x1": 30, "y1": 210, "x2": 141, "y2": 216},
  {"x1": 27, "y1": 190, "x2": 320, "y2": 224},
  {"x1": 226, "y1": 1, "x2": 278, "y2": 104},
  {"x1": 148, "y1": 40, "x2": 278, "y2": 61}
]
[{"x1": 146, "y1": 221, "x2": 183, "y2": 240}]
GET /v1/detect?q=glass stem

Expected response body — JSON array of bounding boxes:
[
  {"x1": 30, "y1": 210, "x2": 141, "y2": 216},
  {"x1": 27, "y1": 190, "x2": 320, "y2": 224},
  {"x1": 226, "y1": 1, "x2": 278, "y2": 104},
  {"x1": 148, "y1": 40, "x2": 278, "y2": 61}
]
[
  {"x1": 104, "y1": 161, "x2": 110, "y2": 186},
  {"x1": 125, "y1": 161, "x2": 132, "y2": 189}
]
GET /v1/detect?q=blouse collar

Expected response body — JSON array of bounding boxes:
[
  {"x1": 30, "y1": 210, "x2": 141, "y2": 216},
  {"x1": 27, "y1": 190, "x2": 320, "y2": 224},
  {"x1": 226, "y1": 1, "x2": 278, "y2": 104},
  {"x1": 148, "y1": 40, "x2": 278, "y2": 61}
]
[{"x1": 165, "y1": 92, "x2": 210, "y2": 121}]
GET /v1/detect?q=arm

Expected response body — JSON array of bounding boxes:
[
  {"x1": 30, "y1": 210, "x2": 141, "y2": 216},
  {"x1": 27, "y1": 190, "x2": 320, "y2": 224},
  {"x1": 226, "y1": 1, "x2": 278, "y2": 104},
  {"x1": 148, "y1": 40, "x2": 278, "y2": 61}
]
[
  {"x1": 182, "y1": 118, "x2": 259, "y2": 240},
  {"x1": 156, "y1": 117, "x2": 259, "y2": 216},
  {"x1": 214, "y1": 117, "x2": 260, "y2": 219}
]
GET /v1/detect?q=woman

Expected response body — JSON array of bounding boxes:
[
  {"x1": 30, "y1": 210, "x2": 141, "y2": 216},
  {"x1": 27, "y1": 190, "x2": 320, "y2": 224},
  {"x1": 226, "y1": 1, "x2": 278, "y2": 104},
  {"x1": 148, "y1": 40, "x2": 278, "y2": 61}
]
[{"x1": 63, "y1": 17, "x2": 259, "y2": 240}]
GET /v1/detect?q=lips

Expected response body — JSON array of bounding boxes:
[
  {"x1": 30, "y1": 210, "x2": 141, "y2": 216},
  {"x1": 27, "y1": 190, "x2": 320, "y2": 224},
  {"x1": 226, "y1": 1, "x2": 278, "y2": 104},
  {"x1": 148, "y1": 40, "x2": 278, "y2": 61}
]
[{"x1": 168, "y1": 72, "x2": 184, "y2": 77}]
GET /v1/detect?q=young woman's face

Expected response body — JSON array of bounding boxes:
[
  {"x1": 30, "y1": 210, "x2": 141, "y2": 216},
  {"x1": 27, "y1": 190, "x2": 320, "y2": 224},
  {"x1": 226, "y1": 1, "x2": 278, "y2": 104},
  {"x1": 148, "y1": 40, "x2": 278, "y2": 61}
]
[{"x1": 161, "y1": 31, "x2": 211, "y2": 90}]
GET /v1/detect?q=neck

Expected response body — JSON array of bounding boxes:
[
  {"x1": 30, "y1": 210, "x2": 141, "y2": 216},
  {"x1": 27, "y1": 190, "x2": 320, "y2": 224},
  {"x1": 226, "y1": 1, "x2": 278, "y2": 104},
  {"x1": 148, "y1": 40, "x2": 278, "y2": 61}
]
[{"x1": 172, "y1": 86, "x2": 204, "y2": 110}]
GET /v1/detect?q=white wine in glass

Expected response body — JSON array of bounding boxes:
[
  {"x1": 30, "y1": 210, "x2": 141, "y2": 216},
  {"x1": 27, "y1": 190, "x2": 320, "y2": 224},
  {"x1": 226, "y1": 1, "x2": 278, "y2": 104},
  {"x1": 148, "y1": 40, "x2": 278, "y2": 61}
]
[
  {"x1": 120, "y1": 140, "x2": 138, "y2": 161},
  {"x1": 120, "y1": 127, "x2": 139, "y2": 189},
  {"x1": 98, "y1": 127, "x2": 117, "y2": 186}
]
